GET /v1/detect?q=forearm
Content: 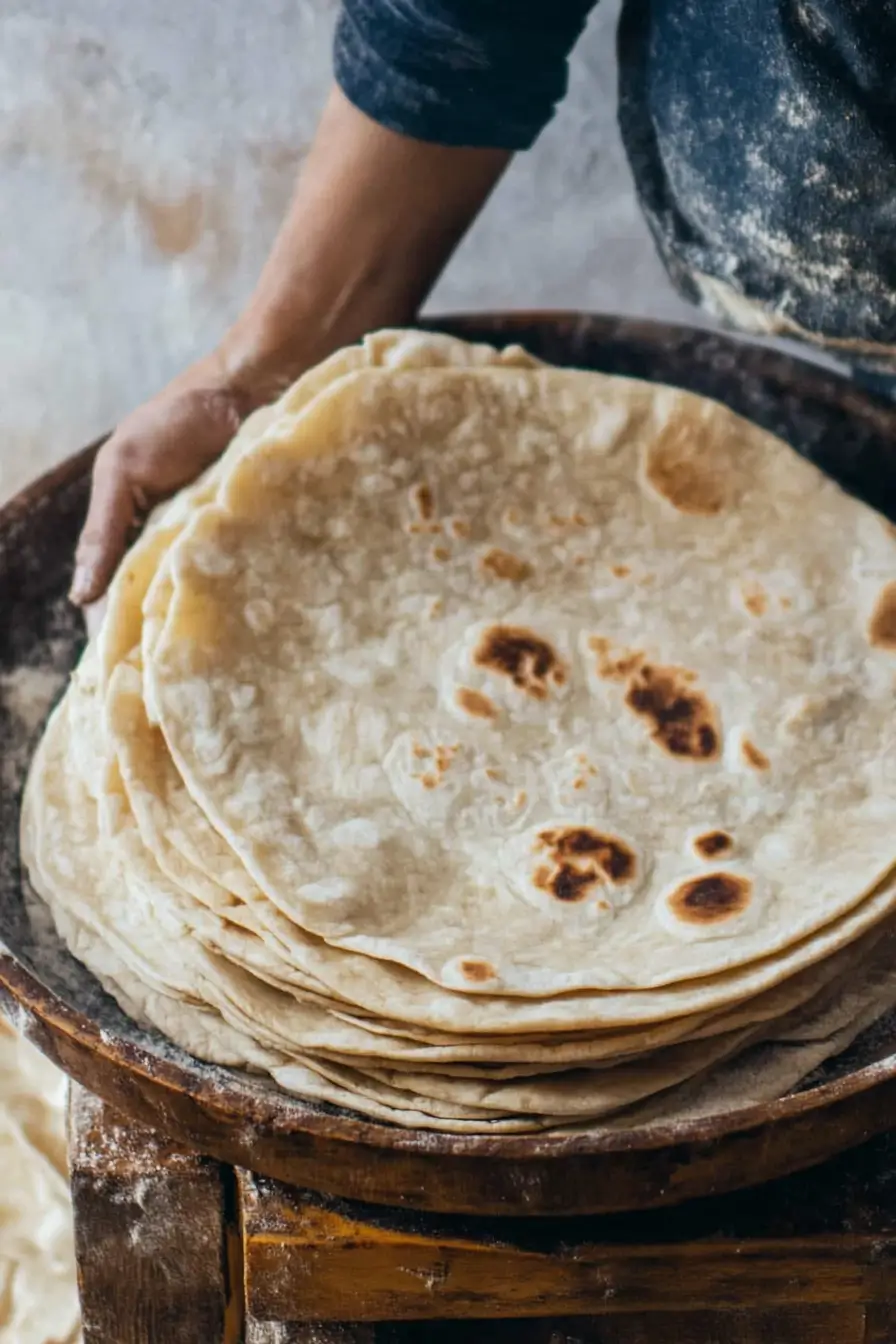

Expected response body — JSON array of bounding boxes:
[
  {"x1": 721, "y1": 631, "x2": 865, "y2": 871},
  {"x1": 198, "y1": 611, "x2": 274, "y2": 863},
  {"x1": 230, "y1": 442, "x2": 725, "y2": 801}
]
[
  {"x1": 70, "y1": 2, "x2": 593, "y2": 604},
  {"x1": 220, "y1": 85, "x2": 511, "y2": 408}
]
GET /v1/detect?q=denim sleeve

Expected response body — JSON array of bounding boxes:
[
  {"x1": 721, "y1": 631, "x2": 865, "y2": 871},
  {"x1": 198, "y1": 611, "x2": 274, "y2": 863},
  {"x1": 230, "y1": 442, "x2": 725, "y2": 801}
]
[{"x1": 333, "y1": 0, "x2": 596, "y2": 151}]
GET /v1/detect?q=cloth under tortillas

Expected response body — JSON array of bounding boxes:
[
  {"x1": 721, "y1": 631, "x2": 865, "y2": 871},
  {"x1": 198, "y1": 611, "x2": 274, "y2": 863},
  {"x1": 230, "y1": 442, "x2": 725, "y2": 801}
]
[{"x1": 20, "y1": 330, "x2": 896, "y2": 1133}]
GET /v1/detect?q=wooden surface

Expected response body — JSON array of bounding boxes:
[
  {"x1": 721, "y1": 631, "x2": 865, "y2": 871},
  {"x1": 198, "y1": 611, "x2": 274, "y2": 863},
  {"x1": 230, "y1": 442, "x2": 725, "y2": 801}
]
[
  {"x1": 5, "y1": 313, "x2": 896, "y2": 1218},
  {"x1": 68, "y1": 1086, "x2": 237, "y2": 1343},
  {"x1": 71, "y1": 1087, "x2": 896, "y2": 1343},
  {"x1": 241, "y1": 1311, "x2": 895, "y2": 1343},
  {"x1": 239, "y1": 1136, "x2": 896, "y2": 1324}
]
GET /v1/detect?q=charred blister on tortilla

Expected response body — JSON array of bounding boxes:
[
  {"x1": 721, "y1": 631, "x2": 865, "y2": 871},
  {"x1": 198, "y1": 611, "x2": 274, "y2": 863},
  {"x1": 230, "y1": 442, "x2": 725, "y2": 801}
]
[
  {"x1": 692, "y1": 830, "x2": 735, "y2": 860},
  {"x1": 533, "y1": 826, "x2": 637, "y2": 905},
  {"x1": 474, "y1": 625, "x2": 567, "y2": 701},
  {"x1": 868, "y1": 580, "x2": 896, "y2": 650},
  {"x1": 667, "y1": 872, "x2": 753, "y2": 925},
  {"x1": 588, "y1": 637, "x2": 720, "y2": 762}
]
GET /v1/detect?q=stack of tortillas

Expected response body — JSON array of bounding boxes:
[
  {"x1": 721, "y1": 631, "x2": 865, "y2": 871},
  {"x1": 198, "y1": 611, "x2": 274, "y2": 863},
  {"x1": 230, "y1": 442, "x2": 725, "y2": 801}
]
[{"x1": 20, "y1": 330, "x2": 896, "y2": 1134}]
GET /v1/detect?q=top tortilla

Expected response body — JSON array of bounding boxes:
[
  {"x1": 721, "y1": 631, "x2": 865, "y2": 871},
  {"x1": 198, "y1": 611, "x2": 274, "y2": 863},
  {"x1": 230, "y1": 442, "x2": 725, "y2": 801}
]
[{"x1": 144, "y1": 359, "x2": 896, "y2": 996}]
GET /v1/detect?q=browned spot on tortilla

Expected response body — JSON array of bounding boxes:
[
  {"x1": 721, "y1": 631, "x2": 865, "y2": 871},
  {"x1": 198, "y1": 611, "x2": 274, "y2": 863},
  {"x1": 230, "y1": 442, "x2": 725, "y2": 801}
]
[
  {"x1": 542, "y1": 828, "x2": 636, "y2": 881},
  {"x1": 456, "y1": 688, "x2": 499, "y2": 720},
  {"x1": 780, "y1": 596, "x2": 792, "y2": 610},
  {"x1": 413, "y1": 743, "x2": 459, "y2": 789},
  {"x1": 741, "y1": 581, "x2": 768, "y2": 617},
  {"x1": 431, "y1": 545, "x2": 451, "y2": 563},
  {"x1": 694, "y1": 830, "x2": 734, "y2": 860},
  {"x1": 742, "y1": 738, "x2": 770, "y2": 771},
  {"x1": 593, "y1": 637, "x2": 717, "y2": 761},
  {"x1": 450, "y1": 518, "x2": 471, "y2": 539},
  {"x1": 589, "y1": 637, "x2": 645, "y2": 681},
  {"x1": 480, "y1": 548, "x2": 532, "y2": 583},
  {"x1": 644, "y1": 414, "x2": 727, "y2": 516},
  {"x1": 612, "y1": 564, "x2": 631, "y2": 579},
  {"x1": 434, "y1": 744, "x2": 459, "y2": 774},
  {"x1": 550, "y1": 511, "x2": 588, "y2": 529},
  {"x1": 459, "y1": 957, "x2": 496, "y2": 984},
  {"x1": 475, "y1": 626, "x2": 566, "y2": 700},
  {"x1": 410, "y1": 482, "x2": 435, "y2": 520},
  {"x1": 669, "y1": 872, "x2": 752, "y2": 924},
  {"x1": 534, "y1": 826, "x2": 636, "y2": 903},
  {"x1": 869, "y1": 581, "x2": 896, "y2": 650},
  {"x1": 625, "y1": 664, "x2": 721, "y2": 761}
]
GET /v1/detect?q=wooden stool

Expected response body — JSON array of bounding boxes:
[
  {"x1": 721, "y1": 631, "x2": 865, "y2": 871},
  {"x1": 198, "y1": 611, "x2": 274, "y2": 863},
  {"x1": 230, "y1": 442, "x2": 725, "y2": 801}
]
[{"x1": 68, "y1": 1084, "x2": 896, "y2": 1344}]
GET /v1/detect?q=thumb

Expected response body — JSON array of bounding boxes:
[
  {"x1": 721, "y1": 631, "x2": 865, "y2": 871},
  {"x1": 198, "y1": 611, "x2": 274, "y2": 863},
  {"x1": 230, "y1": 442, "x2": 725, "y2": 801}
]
[{"x1": 69, "y1": 448, "x2": 142, "y2": 606}]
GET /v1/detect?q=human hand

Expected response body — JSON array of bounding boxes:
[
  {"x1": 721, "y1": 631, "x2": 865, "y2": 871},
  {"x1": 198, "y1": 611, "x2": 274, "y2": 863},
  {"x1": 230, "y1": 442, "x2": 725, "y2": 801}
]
[
  {"x1": 69, "y1": 85, "x2": 510, "y2": 607},
  {"x1": 69, "y1": 352, "x2": 248, "y2": 606}
]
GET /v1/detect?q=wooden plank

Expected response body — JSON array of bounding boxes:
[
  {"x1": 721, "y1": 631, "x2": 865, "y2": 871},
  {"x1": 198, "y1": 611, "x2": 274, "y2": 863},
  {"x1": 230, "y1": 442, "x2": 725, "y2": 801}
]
[
  {"x1": 239, "y1": 1176, "x2": 896, "y2": 1323},
  {"x1": 235, "y1": 1132, "x2": 896, "y2": 1248},
  {"x1": 863, "y1": 1302, "x2": 896, "y2": 1344},
  {"x1": 246, "y1": 1328, "x2": 374, "y2": 1343},
  {"x1": 69, "y1": 1085, "x2": 239, "y2": 1343},
  {"x1": 564, "y1": 1308, "x2": 868, "y2": 1344},
  {"x1": 242, "y1": 1308, "x2": 868, "y2": 1343}
]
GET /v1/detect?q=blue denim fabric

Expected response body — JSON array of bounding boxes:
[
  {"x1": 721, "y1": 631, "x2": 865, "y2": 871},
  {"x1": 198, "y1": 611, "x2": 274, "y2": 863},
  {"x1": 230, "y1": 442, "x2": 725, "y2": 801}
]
[
  {"x1": 334, "y1": 1, "x2": 594, "y2": 149},
  {"x1": 334, "y1": 1, "x2": 896, "y2": 367},
  {"x1": 852, "y1": 368, "x2": 896, "y2": 401}
]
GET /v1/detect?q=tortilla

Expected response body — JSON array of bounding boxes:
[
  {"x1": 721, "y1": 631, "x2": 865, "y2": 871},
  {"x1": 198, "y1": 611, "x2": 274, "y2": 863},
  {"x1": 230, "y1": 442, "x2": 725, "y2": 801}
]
[{"x1": 147, "y1": 362, "x2": 896, "y2": 996}]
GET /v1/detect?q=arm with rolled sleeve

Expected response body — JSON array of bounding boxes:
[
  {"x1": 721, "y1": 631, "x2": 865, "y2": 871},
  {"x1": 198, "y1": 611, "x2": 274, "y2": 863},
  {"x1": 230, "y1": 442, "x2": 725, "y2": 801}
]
[
  {"x1": 70, "y1": 0, "x2": 594, "y2": 605},
  {"x1": 335, "y1": 0, "x2": 595, "y2": 149}
]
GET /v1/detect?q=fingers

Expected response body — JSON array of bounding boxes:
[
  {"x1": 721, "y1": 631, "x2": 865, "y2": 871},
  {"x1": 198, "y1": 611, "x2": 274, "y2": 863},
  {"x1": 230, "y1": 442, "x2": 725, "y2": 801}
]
[
  {"x1": 69, "y1": 445, "x2": 141, "y2": 606},
  {"x1": 67, "y1": 361, "x2": 245, "y2": 607}
]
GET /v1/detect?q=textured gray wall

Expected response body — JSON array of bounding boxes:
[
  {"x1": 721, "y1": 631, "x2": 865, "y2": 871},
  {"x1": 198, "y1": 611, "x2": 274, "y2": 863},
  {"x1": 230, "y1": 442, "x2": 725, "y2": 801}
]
[{"x1": 0, "y1": 0, "x2": 693, "y2": 501}]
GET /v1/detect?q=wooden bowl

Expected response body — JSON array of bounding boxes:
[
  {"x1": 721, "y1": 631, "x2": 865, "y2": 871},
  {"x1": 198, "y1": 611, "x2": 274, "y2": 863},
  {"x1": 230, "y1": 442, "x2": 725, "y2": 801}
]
[{"x1": 3, "y1": 312, "x2": 896, "y2": 1217}]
